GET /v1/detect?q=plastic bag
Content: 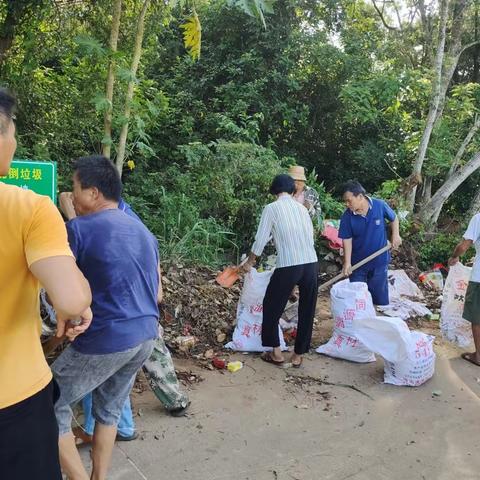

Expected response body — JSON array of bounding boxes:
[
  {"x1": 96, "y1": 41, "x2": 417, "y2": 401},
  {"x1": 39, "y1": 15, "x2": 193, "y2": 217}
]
[
  {"x1": 419, "y1": 270, "x2": 444, "y2": 291},
  {"x1": 355, "y1": 316, "x2": 411, "y2": 362},
  {"x1": 440, "y1": 263, "x2": 473, "y2": 348},
  {"x1": 316, "y1": 280, "x2": 376, "y2": 363},
  {"x1": 378, "y1": 270, "x2": 431, "y2": 321},
  {"x1": 383, "y1": 332, "x2": 435, "y2": 387},
  {"x1": 355, "y1": 316, "x2": 436, "y2": 386},
  {"x1": 388, "y1": 270, "x2": 424, "y2": 300},
  {"x1": 225, "y1": 269, "x2": 287, "y2": 352}
]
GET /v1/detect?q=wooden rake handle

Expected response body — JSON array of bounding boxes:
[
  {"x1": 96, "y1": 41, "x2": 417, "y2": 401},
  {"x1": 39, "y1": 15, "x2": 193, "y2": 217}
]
[{"x1": 319, "y1": 242, "x2": 391, "y2": 292}]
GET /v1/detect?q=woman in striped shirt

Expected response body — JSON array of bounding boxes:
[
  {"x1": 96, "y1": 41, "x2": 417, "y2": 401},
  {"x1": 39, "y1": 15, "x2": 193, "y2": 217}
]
[{"x1": 243, "y1": 174, "x2": 319, "y2": 367}]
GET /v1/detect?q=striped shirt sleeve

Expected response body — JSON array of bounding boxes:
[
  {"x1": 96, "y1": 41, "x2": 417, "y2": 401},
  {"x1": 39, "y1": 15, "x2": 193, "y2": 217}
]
[{"x1": 251, "y1": 206, "x2": 273, "y2": 257}]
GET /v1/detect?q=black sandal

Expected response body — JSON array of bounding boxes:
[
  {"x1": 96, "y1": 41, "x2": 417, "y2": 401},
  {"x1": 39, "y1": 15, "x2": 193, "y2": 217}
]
[
  {"x1": 261, "y1": 351, "x2": 285, "y2": 366},
  {"x1": 292, "y1": 357, "x2": 303, "y2": 368},
  {"x1": 461, "y1": 352, "x2": 480, "y2": 367}
]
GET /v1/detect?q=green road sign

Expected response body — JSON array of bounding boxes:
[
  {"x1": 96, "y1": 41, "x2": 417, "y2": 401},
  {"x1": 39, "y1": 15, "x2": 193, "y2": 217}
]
[{"x1": 0, "y1": 159, "x2": 57, "y2": 203}]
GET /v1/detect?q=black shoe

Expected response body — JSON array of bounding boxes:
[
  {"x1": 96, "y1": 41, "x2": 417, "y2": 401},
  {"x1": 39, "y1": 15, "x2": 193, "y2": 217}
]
[
  {"x1": 168, "y1": 402, "x2": 190, "y2": 417},
  {"x1": 116, "y1": 432, "x2": 139, "y2": 442}
]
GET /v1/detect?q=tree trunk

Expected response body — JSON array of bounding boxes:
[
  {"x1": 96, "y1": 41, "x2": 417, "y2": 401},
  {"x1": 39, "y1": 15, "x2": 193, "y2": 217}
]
[
  {"x1": 0, "y1": 1, "x2": 22, "y2": 67},
  {"x1": 424, "y1": 116, "x2": 480, "y2": 225},
  {"x1": 404, "y1": 0, "x2": 449, "y2": 212},
  {"x1": 115, "y1": 0, "x2": 151, "y2": 175},
  {"x1": 419, "y1": 152, "x2": 480, "y2": 226},
  {"x1": 474, "y1": 0, "x2": 480, "y2": 83},
  {"x1": 102, "y1": 0, "x2": 123, "y2": 159},
  {"x1": 418, "y1": 0, "x2": 433, "y2": 66},
  {"x1": 419, "y1": 175, "x2": 433, "y2": 206},
  {"x1": 467, "y1": 185, "x2": 480, "y2": 218},
  {"x1": 433, "y1": 0, "x2": 470, "y2": 127}
]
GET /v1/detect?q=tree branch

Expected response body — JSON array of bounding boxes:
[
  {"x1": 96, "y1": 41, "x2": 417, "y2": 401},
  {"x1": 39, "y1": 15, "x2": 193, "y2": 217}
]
[
  {"x1": 449, "y1": 114, "x2": 480, "y2": 176},
  {"x1": 459, "y1": 40, "x2": 480, "y2": 57},
  {"x1": 372, "y1": 0, "x2": 398, "y2": 31},
  {"x1": 393, "y1": 1, "x2": 404, "y2": 31}
]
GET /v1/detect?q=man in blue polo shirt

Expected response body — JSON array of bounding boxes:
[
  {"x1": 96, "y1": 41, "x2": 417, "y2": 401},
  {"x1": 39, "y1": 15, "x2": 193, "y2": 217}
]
[{"x1": 338, "y1": 181, "x2": 402, "y2": 305}]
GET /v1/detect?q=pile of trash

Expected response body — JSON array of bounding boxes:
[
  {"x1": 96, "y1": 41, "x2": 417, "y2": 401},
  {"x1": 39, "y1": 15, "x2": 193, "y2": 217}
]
[
  {"x1": 161, "y1": 265, "x2": 241, "y2": 354},
  {"x1": 377, "y1": 270, "x2": 432, "y2": 321}
]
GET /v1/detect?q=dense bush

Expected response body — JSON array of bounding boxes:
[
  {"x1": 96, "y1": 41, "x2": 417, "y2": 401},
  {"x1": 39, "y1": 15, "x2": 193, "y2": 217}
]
[
  {"x1": 416, "y1": 232, "x2": 474, "y2": 271},
  {"x1": 124, "y1": 140, "x2": 345, "y2": 265},
  {"x1": 124, "y1": 172, "x2": 236, "y2": 266}
]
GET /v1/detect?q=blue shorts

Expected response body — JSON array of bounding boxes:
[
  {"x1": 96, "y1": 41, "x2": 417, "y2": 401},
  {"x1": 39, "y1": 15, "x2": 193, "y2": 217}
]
[{"x1": 350, "y1": 266, "x2": 389, "y2": 306}]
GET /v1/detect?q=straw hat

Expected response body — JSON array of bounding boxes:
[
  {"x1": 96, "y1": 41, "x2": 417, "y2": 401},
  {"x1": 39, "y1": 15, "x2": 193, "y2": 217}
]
[{"x1": 288, "y1": 165, "x2": 307, "y2": 182}]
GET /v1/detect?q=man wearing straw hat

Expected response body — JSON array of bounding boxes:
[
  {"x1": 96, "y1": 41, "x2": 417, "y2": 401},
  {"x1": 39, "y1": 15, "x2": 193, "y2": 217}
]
[{"x1": 288, "y1": 165, "x2": 322, "y2": 226}]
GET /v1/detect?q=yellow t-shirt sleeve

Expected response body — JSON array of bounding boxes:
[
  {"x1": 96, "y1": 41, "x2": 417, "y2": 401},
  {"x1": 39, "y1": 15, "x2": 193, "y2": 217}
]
[{"x1": 24, "y1": 196, "x2": 74, "y2": 266}]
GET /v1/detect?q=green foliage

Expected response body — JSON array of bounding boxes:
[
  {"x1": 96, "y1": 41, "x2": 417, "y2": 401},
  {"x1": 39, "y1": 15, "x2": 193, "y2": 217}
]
[
  {"x1": 167, "y1": 141, "x2": 286, "y2": 250},
  {"x1": 123, "y1": 173, "x2": 237, "y2": 266},
  {"x1": 3, "y1": 0, "x2": 480, "y2": 267},
  {"x1": 225, "y1": 0, "x2": 275, "y2": 28},
  {"x1": 417, "y1": 233, "x2": 473, "y2": 272},
  {"x1": 123, "y1": 140, "x2": 289, "y2": 263},
  {"x1": 304, "y1": 169, "x2": 344, "y2": 219}
]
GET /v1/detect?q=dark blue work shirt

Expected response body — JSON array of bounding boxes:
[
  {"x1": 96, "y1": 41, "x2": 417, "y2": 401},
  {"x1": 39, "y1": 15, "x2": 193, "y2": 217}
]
[
  {"x1": 338, "y1": 197, "x2": 396, "y2": 271},
  {"x1": 67, "y1": 209, "x2": 159, "y2": 354}
]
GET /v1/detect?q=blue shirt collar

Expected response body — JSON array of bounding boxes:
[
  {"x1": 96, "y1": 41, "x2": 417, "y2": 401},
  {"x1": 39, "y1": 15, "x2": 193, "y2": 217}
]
[{"x1": 352, "y1": 196, "x2": 372, "y2": 217}]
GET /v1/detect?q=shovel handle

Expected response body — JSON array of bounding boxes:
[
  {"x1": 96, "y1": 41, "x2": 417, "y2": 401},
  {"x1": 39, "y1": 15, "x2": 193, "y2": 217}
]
[{"x1": 319, "y1": 242, "x2": 391, "y2": 292}]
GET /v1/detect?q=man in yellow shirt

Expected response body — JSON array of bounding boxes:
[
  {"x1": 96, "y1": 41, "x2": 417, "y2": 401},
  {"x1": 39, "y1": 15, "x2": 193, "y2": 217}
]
[{"x1": 0, "y1": 89, "x2": 92, "y2": 480}]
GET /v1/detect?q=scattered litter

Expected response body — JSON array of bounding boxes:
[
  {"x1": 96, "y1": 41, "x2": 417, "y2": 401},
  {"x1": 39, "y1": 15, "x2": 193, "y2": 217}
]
[
  {"x1": 216, "y1": 333, "x2": 227, "y2": 343},
  {"x1": 204, "y1": 349, "x2": 214, "y2": 359},
  {"x1": 432, "y1": 390, "x2": 442, "y2": 397},
  {"x1": 212, "y1": 357, "x2": 227, "y2": 369},
  {"x1": 419, "y1": 269, "x2": 444, "y2": 291},
  {"x1": 176, "y1": 370, "x2": 204, "y2": 385},
  {"x1": 378, "y1": 270, "x2": 432, "y2": 321},
  {"x1": 175, "y1": 335, "x2": 197, "y2": 352},
  {"x1": 321, "y1": 220, "x2": 343, "y2": 250},
  {"x1": 227, "y1": 361, "x2": 243, "y2": 373},
  {"x1": 160, "y1": 265, "x2": 241, "y2": 353}
]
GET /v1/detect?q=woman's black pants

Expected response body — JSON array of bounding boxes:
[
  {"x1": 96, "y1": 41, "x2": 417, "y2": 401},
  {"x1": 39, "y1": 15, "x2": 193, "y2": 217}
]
[{"x1": 262, "y1": 261, "x2": 319, "y2": 354}]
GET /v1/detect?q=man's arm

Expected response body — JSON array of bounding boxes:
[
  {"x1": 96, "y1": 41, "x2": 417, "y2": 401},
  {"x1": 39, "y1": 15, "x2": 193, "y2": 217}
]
[
  {"x1": 58, "y1": 192, "x2": 77, "y2": 220},
  {"x1": 382, "y1": 200, "x2": 402, "y2": 249},
  {"x1": 448, "y1": 239, "x2": 473, "y2": 266},
  {"x1": 338, "y1": 213, "x2": 353, "y2": 276},
  {"x1": 390, "y1": 216, "x2": 402, "y2": 249},
  {"x1": 342, "y1": 238, "x2": 353, "y2": 276}
]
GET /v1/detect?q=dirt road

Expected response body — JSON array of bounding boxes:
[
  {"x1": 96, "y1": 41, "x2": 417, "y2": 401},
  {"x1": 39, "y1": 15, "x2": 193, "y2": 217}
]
[{"x1": 79, "y1": 322, "x2": 480, "y2": 479}]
